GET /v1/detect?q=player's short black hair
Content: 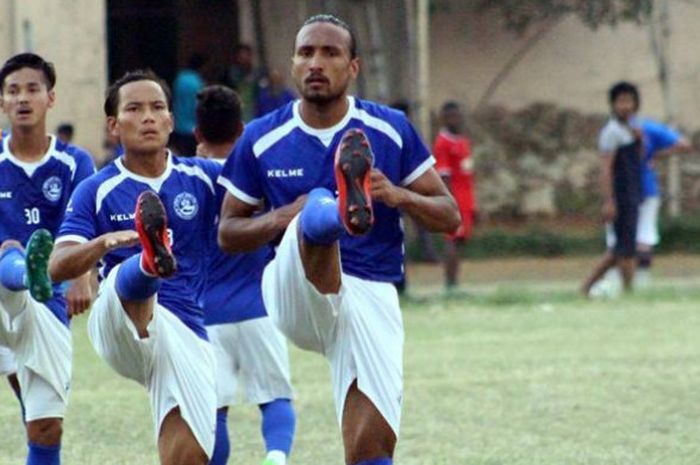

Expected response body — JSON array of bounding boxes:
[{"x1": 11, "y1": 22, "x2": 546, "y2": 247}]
[
  {"x1": 0, "y1": 53, "x2": 56, "y2": 93},
  {"x1": 104, "y1": 69, "x2": 172, "y2": 117},
  {"x1": 441, "y1": 101, "x2": 461, "y2": 113},
  {"x1": 300, "y1": 14, "x2": 357, "y2": 59},
  {"x1": 56, "y1": 123, "x2": 74, "y2": 136},
  {"x1": 609, "y1": 81, "x2": 640, "y2": 109},
  {"x1": 196, "y1": 85, "x2": 242, "y2": 144}
]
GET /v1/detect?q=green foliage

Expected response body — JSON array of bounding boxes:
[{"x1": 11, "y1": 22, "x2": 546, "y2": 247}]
[{"x1": 475, "y1": 0, "x2": 654, "y2": 34}]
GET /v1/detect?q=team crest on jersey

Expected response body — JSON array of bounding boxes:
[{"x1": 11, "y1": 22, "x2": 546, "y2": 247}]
[
  {"x1": 42, "y1": 176, "x2": 63, "y2": 201},
  {"x1": 173, "y1": 192, "x2": 198, "y2": 220}
]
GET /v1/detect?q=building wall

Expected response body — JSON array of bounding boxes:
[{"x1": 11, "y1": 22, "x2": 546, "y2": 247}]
[
  {"x1": 0, "y1": 0, "x2": 107, "y2": 161},
  {"x1": 430, "y1": 2, "x2": 700, "y2": 129}
]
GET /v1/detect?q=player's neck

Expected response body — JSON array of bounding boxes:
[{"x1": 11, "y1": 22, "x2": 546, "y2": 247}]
[
  {"x1": 122, "y1": 148, "x2": 169, "y2": 178},
  {"x1": 8, "y1": 126, "x2": 50, "y2": 162},
  {"x1": 198, "y1": 141, "x2": 234, "y2": 160},
  {"x1": 299, "y1": 96, "x2": 349, "y2": 129}
]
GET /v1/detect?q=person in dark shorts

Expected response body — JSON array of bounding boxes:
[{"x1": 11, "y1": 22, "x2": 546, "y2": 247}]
[{"x1": 581, "y1": 81, "x2": 643, "y2": 297}]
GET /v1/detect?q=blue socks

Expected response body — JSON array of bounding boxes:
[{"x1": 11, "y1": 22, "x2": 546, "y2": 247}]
[
  {"x1": 299, "y1": 188, "x2": 344, "y2": 245},
  {"x1": 26, "y1": 442, "x2": 60, "y2": 465},
  {"x1": 260, "y1": 398, "x2": 296, "y2": 456},
  {"x1": 0, "y1": 247, "x2": 27, "y2": 291},
  {"x1": 115, "y1": 254, "x2": 160, "y2": 301},
  {"x1": 209, "y1": 409, "x2": 230, "y2": 465},
  {"x1": 353, "y1": 459, "x2": 392, "y2": 465}
]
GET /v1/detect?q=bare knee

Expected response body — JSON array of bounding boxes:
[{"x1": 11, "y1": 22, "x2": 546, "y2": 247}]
[
  {"x1": 159, "y1": 408, "x2": 208, "y2": 465},
  {"x1": 26, "y1": 418, "x2": 63, "y2": 446},
  {"x1": 342, "y1": 382, "x2": 396, "y2": 464}
]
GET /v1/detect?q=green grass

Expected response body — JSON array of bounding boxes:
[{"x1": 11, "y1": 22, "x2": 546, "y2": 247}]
[{"x1": 2, "y1": 287, "x2": 700, "y2": 464}]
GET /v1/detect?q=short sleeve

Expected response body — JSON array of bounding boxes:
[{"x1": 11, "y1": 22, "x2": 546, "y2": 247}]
[
  {"x1": 218, "y1": 130, "x2": 264, "y2": 205},
  {"x1": 56, "y1": 181, "x2": 97, "y2": 244},
  {"x1": 643, "y1": 120, "x2": 680, "y2": 154},
  {"x1": 433, "y1": 135, "x2": 452, "y2": 176},
  {"x1": 72, "y1": 150, "x2": 96, "y2": 189},
  {"x1": 598, "y1": 125, "x2": 619, "y2": 154},
  {"x1": 398, "y1": 118, "x2": 435, "y2": 186}
]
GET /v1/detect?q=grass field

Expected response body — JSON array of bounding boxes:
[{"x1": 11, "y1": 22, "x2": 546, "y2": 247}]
[{"x1": 2, "y1": 258, "x2": 700, "y2": 464}]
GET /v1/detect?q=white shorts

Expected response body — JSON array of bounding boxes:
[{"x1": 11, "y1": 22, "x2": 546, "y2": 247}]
[
  {"x1": 0, "y1": 287, "x2": 71, "y2": 421},
  {"x1": 0, "y1": 344, "x2": 16, "y2": 376},
  {"x1": 88, "y1": 265, "x2": 217, "y2": 458},
  {"x1": 606, "y1": 196, "x2": 661, "y2": 248},
  {"x1": 262, "y1": 216, "x2": 404, "y2": 436},
  {"x1": 207, "y1": 317, "x2": 294, "y2": 408}
]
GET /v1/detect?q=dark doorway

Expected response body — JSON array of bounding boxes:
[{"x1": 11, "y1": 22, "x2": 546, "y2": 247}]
[{"x1": 107, "y1": 0, "x2": 239, "y2": 85}]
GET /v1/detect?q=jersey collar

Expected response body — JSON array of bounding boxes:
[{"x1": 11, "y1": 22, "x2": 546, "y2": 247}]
[
  {"x1": 114, "y1": 150, "x2": 174, "y2": 192},
  {"x1": 0, "y1": 134, "x2": 58, "y2": 177},
  {"x1": 292, "y1": 96, "x2": 357, "y2": 147}
]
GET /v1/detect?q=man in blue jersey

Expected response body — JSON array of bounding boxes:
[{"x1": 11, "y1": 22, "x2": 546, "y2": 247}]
[
  {"x1": 0, "y1": 53, "x2": 95, "y2": 465},
  {"x1": 195, "y1": 85, "x2": 296, "y2": 465},
  {"x1": 48, "y1": 70, "x2": 222, "y2": 465},
  {"x1": 218, "y1": 15, "x2": 460, "y2": 465}
]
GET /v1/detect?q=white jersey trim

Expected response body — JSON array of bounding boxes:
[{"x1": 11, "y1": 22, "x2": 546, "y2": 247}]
[
  {"x1": 401, "y1": 155, "x2": 435, "y2": 186},
  {"x1": 253, "y1": 118, "x2": 299, "y2": 158},
  {"x1": 55, "y1": 234, "x2": 89, "y2": 245},
  {"x1": 95, "y1": 171, "x2": 130, "y2": 214},
  {"x1": 355, "y1": 108, "x2": 403, "y2": 149},
  {"x1": 172, "y1": 163, "x2": 215, "y2": 195},
  {"x1": 217, "y1": 176, "x2": 262, "y2": 206}
]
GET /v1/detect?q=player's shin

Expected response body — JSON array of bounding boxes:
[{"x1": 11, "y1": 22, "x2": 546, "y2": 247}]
[
  {"x1": 208, "y1": 409, "x2": 230, "y2": 465},
  {"x1": 115, "y1": 254, "x2": 160, "y2": 301},
  {"x1": 299, "y1": 188, "x2": 345, "y2": 245}
]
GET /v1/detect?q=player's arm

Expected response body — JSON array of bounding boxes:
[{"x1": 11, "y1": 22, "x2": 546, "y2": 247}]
[
  {"x1": 49, "y1": 231, "x2": 139, "y2": 282},
  {"x1": 370, "y1": 167, "x2": 461, "y2": 233},
  {"x1": 653, "y1": 136, "x2": 692, "y2": 158},
  {"x1": 599, "y1": 151, "x2": 616, "y2": 223},
  {"x1": 218, "y1": 192, "x2": 306, "y2": 253}
]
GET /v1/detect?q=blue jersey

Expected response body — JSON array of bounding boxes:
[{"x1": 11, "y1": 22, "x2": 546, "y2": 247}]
[
  {"x1": 57, "y1": 153, "x2": 221, "y2": 338},
  {"x1": 202, "y1": 165, "x2": 272, "y2": 325},
  {"x1": 639, "y1": 118, "x2": 681, "y2": 198},
  {"x1": 0, "y1": 134, "x2": 95, "y2": 326},
  {"x1": 219, "y1": 97, "x2": 434, "y2": 282}
]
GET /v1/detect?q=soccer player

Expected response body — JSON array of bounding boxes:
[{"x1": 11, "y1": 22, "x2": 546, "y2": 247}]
[
  {"x1": 195, "y1": 85, "x2": 296, "y2": 465},
  {"x1": 0, "y1": 52, "x2": 95, "y2": 465},
  {"x1": 217, "y1": 15, "x2": 460, "y2": 465},
  {"x1": 48, "y1": 70, "x2": 222, "y2": 465},
  {"x1": 581, "y1": 82, "x2": 645, "y2": 296},
  {"x1": 433, "y1": 101, "x2": 476, "y2": 291}
]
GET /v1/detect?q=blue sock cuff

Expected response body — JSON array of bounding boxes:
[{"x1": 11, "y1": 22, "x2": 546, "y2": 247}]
[
  {"x1": 260, "y1": 398, "x2": 296, "y2": 455},
  {"x1": 27, "y1": 442, "x2": 60, "y2": 465},
  {"x1": 353, "y1": 459, "x2": 392, "y2": 465},
  {"x1": 0, "y1": 247, "x2": 27, "y2": 291},
  {"x1": 115, "y1": 254, "x2": 160, "y2": 301},
  {"x1": 300, "y1": 187, "x2": 344, "y2": 245}
]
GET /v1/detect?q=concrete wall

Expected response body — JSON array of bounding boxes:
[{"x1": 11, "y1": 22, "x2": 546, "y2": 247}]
[
  {"x1": 430, "y1": 2, "x2": 700, "y2": 129},
  {"x1": 0, "y1": 0, "x2": 107, "y2": 162}
]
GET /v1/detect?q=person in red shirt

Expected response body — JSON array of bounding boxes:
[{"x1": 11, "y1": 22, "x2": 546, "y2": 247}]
[{"x1": 433, "y1": 101, "x2": 476, "y2": 290}]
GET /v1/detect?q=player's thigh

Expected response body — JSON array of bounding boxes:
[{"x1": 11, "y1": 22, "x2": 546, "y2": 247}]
[
  {"x1": 262, "y1": 215, "x2": 341, "y2": 354},
  {"x1": 159, "y1": 407, "x2": 208, "y2": 465}
]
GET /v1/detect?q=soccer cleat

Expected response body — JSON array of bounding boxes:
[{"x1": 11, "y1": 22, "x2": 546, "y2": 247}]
[
  {"x1": 334, "y1": 128, "x2": 374, "y2": 235},
  {"x1": 135, "y1": 191, "x2": 176, "y2": 278},
  {"x1": 25, "y1": 229, "x2": 54, "y2": 302}
]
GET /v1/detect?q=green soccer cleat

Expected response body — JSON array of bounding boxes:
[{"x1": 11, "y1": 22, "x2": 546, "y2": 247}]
[{"x1": 25, "y1": 228, "x2": 54, "y2": 303}]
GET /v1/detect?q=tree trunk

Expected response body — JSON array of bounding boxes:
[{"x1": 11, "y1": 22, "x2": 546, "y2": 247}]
[{"x1": 649, "y1": 0, "x2": 680, "y2": 217}]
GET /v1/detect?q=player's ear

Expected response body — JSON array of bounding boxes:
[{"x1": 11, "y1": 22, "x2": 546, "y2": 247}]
[
  {"x1": 194, "y1": 126, "x2": 203, "y2": 144},
  {"x1": 106, "y1": 116, "x2": 119, "y2": 138},
  {"x1": 349, "y1": 57, "x2": 360, "y2": 80},
  {"x1": 166, "y1": 111, "x2": 174, "y2": 134},
  {"x1": 47, "y1": 89, "x2": 56, "y2": 109}
]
